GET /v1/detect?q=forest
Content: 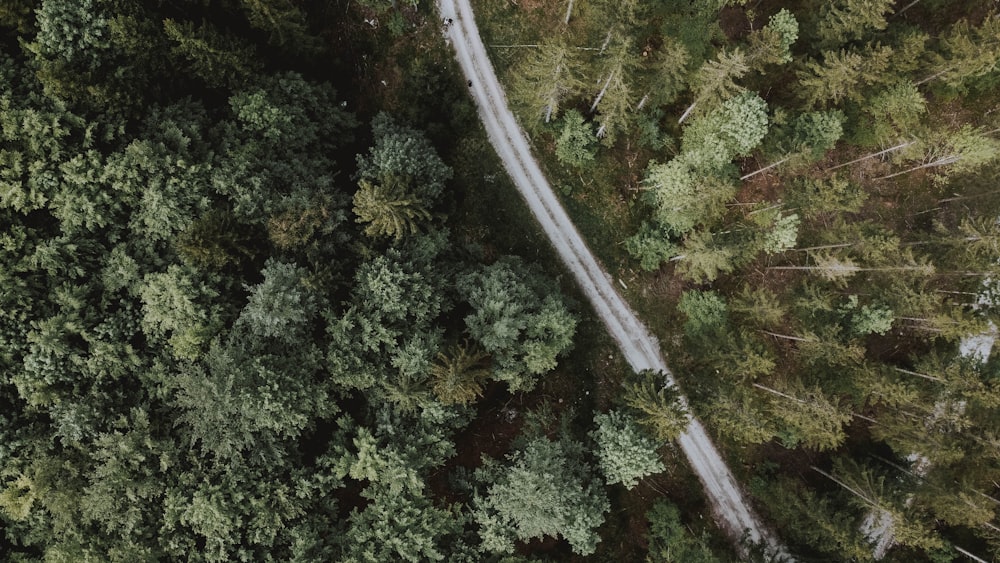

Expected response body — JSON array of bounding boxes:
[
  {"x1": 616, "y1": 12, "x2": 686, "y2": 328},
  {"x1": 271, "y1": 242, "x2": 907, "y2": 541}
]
[{"x1": 0, "y1": 0, "x2": 999, "y2": 562}]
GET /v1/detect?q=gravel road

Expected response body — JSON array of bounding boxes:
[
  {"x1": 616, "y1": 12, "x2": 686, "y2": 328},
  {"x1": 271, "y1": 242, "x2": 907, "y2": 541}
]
[{"x1": 438, "y1": 0, "x2": 790, "y2": 558}]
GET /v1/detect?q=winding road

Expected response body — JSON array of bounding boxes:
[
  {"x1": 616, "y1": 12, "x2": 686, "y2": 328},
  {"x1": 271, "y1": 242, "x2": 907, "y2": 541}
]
[{"x1": 437, "y1": 0, "x2": 790, "y2": 559}]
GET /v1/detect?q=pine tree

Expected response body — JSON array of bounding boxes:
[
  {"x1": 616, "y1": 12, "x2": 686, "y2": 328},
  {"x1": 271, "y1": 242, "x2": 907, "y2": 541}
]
[
  {"x1": 511, "y1": 37, "x2": 585, "y2": 124},
  {"x1": 429, "y1": 343, "x2": 490, "y2": 406},
  {"x1": 590, "y1": 410, "x2": 665, "y2": 489},
  {"x1": 474, "y1": 437, "x2": 610, "y2": 555},
  {"x1": 353, "y1": 176, "x2": 432, "y2": 240},
  {"x1": 162, "y1": 19, "x2": 262, "y2": 90},
  {"x1": 798, "y1": 44, "x2": 893, "y2": 108},
  {"x1": 622, "y1": 370, "x2": 689, "y2": 441},
  {"x1": 815, "y1": 0, "x2": 894, "y2": 48}
]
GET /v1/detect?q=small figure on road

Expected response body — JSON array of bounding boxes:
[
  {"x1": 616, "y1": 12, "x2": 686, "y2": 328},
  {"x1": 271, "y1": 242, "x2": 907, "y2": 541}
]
[{"x1": 467, "y1": 80, "x2": 473, "y2": 87}]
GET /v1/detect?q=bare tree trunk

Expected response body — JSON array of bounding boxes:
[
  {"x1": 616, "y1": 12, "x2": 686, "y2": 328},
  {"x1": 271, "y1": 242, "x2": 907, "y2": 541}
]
[
  {"x1": 599, "y1": 30, "x2": 612, "y2": 54},
  {"x1": 752, "y1": 382, "x2": 806, "y2": 403},
  {"x1": 824, "y1": 140, "x2": 915, "y2": 171},
  {"x1": 893, "y1": 367, "x2": 944, "y2": 383},
  {"x1": 895, "y1": 0, "x2": 922, "y2": 16},
  {"x1": 636, "y1": 92, "x2": 649, "y2": 111},
  {"x1": 767, "y1": 265, "x2": 928, "y2": 272},
  {"x1": 812, "y1": 466, "x2": 881, "y2": 509},
  {"x1": 563, "y1": 0, "x2": 574, "y2": 24},
  {"x1": 760, "y1": 330, "x2": 815, "y2": 342},
  {"x1": 590, "y1": 71, "x2": 614, "y2": 113},
  {"x1": 954, "y1": 546, "x2": 989, "y2": 563},
  {"x1": 793, "y1": 243, "x2": 855, "y2": 252},
  {"x1": 916, "y1": 66, "x2": 952, "y2": 86},
  {"x1": 874, "y1": 155, "x2": 961, "y2": 180},
  {"x1": 740, "y1": 157, "x2": 791, "y2": 180},
  {"x1": 678, "y1": 101, "x2": 696, "y2": 124}
]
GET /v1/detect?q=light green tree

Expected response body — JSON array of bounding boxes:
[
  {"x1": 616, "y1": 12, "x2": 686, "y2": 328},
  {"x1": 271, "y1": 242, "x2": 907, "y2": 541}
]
[
  {"x1": 457, "y1": 258, "x2": 577, "y2": 392},
  {"x1": 429, "y1": 343, "x2": 490, "y2": 406},
  {"x1": 678, "y1": 290, "x2": 728, "y2": 340},
  {"x1": 816, "y1": 0, "x2": 894, "y2": 47},
  {"x1": 623, "y1": 370, "x2": 689, "y2": 441},
  {"x1": 590, "y1": 410, "x2": 665, "y2": 489},
  {"x1": 555, "y1": 110, "x2": 596, "y2": 169},
  {"x1": 645, "y1": 501, "x2": 721, "y2": 562},
  {"x1": 511, "y1": 37, "x2": 585, "y2": 124},
  {"x1": 473, "y1": 437, "x2": 609, "y2": 555},
  {"x1": 353, "y1": 176, "x2": 432, "y2": 240}
]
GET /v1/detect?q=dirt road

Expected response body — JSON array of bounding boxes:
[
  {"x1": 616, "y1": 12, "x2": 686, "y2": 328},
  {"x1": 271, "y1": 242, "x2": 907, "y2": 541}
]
[{"x1": 438, "y1": 0, "x2": 790, "y2": 558}]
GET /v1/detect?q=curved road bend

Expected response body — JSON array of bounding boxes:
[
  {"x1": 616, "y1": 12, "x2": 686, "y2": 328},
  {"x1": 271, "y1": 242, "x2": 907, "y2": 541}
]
[{"x1": 438, "y1": 0, "x2": 791, "y2": 559}]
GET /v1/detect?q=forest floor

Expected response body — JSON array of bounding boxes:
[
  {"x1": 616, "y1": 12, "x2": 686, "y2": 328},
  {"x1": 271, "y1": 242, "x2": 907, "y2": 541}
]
[{"x1": 436, "y1": 0, "x2": 790, "y2": 557}]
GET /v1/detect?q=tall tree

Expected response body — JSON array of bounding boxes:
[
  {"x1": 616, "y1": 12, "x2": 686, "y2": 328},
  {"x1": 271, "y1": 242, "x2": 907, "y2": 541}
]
[
  {"x1": 473, "y1": 436, "x2": 609, "y2": 555},
  {"x1": 510, "y1": 37, "x2": 585, "y2": 124}
]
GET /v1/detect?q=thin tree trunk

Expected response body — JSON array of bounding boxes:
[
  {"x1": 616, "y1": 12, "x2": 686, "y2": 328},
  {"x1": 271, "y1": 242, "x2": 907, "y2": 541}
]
[
  {"x1": 852, "y1": 412, "x2": 878, "y2": 423},
  {"x1": 893, "y1": 367, "x2": 944, "y2": 383},
  {"x1": 954, "y1": 546, "x2": 989, "y2": 563},
  {"x1": 916, "y1": 66, "x2": 952, "y2": 86},
  {"x1": 740, "y1": 157, "x2": 791, "y2": 180},
  {"x1": 752, "y1": 383, "x2": 806, "y2": 403},
  {"x1": 563, "y1": 0, "x2": 574, "y2": 24},
  {"x1": 874, "y1": 155, "x2": 961, "y2": 180},
  {"x1": 760, "y1": 330, "x2": 815, "y2": 342},
  {"x1": 824, "y1": 140, "x2": 915, "y2": 171},
  {"x1": 678, "y1": 101, "x2": 696, "y2": 124},
  {"x1": 590, "y1": 71, "x2": 614, "y2": 113},
  {"x1": 895, "y1": 0, "x2": 922, "y2": 16},
  {"x1": 767, "y1": 265, "x2": 928, "y2": 272},
  {"x1": 812, "y1": 466, "x2": 881, "y2": 509},
  {"x1": 938, "y1": 188, "x2": 1000, "y2": 203},
  {"x1": 636, "y1": 92, "x2": 649, "y2": 111},
  {"x1": 599, "y1": 30, "x2": 612, "y2": 54},
  {"x1": 793, "y1": 243, "x2": 855, "y2": 252}
]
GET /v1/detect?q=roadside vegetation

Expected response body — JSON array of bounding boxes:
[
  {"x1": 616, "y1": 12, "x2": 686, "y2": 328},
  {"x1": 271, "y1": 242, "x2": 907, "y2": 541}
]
[{"x1": 475, "y1": 0, "x2": 1000, "y2": 560}]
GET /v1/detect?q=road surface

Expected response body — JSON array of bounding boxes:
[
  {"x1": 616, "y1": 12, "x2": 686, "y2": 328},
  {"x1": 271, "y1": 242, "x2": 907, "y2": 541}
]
[{"x1": 437, "y1": 0, "x2": 791, "y2": 558}]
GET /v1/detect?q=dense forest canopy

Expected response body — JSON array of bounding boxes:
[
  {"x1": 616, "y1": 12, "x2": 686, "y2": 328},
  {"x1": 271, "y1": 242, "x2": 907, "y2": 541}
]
[
  {"x1": 2, "y1": 0, "x2": 1000, "y2": 561},
  {"x1": 480, "y1": 0, "x2": 1000, "y2": 560}
]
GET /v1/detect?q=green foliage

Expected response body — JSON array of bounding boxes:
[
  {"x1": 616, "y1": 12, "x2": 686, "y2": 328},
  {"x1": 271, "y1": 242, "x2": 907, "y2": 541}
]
[
  {"x1": 753, "y1": 477, "x2": 873, "y2": 561},
  {"x1": 139, "y1": 265, "x2": 224, "y2": 360},
  {"x1": 839, "y1": 295, "x2": 893, "y2": 336},
  {"x1": 357, "y1": 113, "x2": 452, "y2": 203},
  {"x1": 789, "y1": 110, "x2": 844, "y2": 159},
  {"x1": 674, "y1": 229, "x2": 735, "y2": 284},
  {"x1": 798, "y1": 44, "x2": 894, "y2": 108},
  {"x1": 31, "y1": 0, "x2": 110, "y2": 71},
  {"x1": 457, "y1": 257, "x2": 577, "y2": 392},
  {"x1": 815, "y1": 0, "x2": 894, "y2": 47},
  {"x1": 851, "y1": 82, "x2": 924, "y2": 145},
  {"x1": 473, "y1": 436, "x2": 609, "y2": 555},
  {"x1": 342, "y1": 484, "x2": 466, "y2": 563},
  {"x1": 353, "y1": 176, "x2": 432, "y2": 240},
  {"x1": 645, "y1": 501, "x2": 721, "y2": 563},
  {"x1": 678, "y1": 290, "x2": 728, "y2": 339},
  {"x1": 623, "y1": 370, "x2": 689, "y2": 441},
  {"x1": 554, "y1": 110, "x2": 596, "y2": 169},
  {"x1": 590, "y1": 409, "x2": 665, "y2": 489},
  {"x1": 163, "y1": 19, "x2": 262, "y2": 90},
  {"x1": 626, "y1": 222, "x2": 679, "y2": 271},
  {"x1": 510, "y1": 38, "x2": 584, "y2": 124},
  {"x1": 237, "y1": 259, "x2": 318, "y2": 341},
  {"x1": 239, "y1": 0, "x2": 320, "y2": 53},
  {"x1": 429, "y1": 343, "x2": 490, "y2": 406}
]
